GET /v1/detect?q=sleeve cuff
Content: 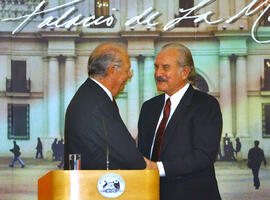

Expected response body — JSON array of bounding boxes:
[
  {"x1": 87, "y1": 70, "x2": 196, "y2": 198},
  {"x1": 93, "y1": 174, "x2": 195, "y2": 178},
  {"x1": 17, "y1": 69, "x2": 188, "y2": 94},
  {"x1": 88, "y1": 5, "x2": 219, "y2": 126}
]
[{"x1": 157, "y1": 161, "x2": 166, "y2": 177}]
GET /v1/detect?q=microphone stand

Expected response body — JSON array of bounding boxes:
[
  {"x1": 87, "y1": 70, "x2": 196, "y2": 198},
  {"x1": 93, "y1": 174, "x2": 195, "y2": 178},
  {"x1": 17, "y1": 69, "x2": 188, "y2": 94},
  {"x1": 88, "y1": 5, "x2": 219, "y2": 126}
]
[{"x1": 102, "y1": 117, "x2": 110, "y2": 170}]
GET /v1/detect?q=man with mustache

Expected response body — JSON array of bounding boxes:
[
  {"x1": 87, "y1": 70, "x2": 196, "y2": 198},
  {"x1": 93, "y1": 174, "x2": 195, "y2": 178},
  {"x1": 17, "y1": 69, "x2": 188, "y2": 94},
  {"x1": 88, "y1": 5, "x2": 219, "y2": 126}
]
[
  {"x1": 64, "y1": 43, "x2": 155, "y2": 170},
  {"x1": 138, "y1": 43, "x2": 223, "y2": 200}
]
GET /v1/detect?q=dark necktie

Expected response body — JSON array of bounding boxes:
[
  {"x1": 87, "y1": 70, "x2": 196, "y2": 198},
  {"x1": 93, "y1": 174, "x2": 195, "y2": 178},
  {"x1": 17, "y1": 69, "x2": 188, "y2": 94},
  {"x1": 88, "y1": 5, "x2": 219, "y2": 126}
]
[
  {"x1": 112, "y1": 98, "x2": 119, "y2": 112},
  {"x1": 152, "y1": 98, "x2": 171, "y2": 162}
]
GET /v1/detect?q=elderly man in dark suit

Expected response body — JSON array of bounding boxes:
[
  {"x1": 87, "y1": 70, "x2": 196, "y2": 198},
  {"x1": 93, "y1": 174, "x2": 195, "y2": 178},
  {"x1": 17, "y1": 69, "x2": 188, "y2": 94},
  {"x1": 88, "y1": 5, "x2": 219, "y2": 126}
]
[
  {"x1": 138, "y1": 43, "x2": 223, "y2": 200},
  {"x1": 64, "y1": 43, "x2": 154, "y2": 170}
]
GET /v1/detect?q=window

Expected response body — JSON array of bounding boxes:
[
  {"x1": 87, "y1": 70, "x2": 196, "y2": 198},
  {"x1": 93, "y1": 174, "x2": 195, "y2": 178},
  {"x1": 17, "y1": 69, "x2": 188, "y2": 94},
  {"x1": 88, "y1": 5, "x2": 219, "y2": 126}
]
[
  {"x1": 1, "y1": 0, "x2": 25, "y2": 5},
  {"x1": 93, "y1": 0, "x2": 115, "y2": 28},
  {"x1": 8, "y1": 104, "x2": 30, "y2": 140},
  {"x1": 12, "y1": 60, "x2": 26, "y2": 91},
  {"x1": 95, "y1": 0, "x2": 110, "y2": 17},
  {"x1": 263, "y1": 59, "x2": 270, "y2": 90},
  {"x1": 262, "y1": 104, "x2": 270, "y2": 138},
  {"x1": 258, "y1": 0, "x2": 270, "y2": 26},
  {"x1": 260, "y1": 8, "x2": 270, "y2": 26},
  {"x1": 6, "y1": 60, "x2": 30, "y2": 93},
  {"x1": 175, "y1": 0, "x2": 195, "y2": 27}
]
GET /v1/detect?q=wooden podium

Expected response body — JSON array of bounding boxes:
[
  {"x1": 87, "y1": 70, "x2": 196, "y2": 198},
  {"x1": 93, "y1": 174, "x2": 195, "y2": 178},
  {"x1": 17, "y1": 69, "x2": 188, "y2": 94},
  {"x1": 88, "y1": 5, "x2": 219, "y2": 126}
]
[{"x1": 38, "y1": 170, "x2": 159, "y2": 200}]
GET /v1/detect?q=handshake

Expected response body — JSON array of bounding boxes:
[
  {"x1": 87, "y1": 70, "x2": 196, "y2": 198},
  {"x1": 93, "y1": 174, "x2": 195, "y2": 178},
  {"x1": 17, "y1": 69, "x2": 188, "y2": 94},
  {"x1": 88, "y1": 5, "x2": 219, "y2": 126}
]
[{"x1": 143, "y1": 157, "x2": 158, "y2": 170}]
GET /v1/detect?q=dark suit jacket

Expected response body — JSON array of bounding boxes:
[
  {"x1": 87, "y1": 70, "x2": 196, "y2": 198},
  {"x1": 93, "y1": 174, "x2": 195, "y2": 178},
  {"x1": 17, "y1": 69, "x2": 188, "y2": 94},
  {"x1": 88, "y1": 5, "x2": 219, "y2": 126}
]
[
  {"x1": 138, "y1": 85, "x2": 222, "y2": 200},
  {"x1": 64, "y1": 78, "x2": 146, "y2": 170},
  {"x1": 248, "y1": 147, "x2": 267, "y2": 169}
]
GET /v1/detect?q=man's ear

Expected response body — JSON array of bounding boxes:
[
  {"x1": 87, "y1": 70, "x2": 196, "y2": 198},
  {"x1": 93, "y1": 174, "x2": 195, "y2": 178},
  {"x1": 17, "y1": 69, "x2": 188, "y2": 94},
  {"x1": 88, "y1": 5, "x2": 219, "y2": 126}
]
[
  {"x1": 181, "y1": 66, "x2": 191, "y2": 80},
  {"x1": 106, "y1": 66, "x2": 116, "y2": 78}
]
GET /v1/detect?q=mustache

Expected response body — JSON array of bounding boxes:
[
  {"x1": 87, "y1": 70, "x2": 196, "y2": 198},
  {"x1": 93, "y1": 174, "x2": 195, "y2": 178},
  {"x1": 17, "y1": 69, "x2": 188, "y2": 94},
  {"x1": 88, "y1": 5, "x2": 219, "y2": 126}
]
[{"x1": 155, "y1": 76, "x2": 168, "y2": 82}]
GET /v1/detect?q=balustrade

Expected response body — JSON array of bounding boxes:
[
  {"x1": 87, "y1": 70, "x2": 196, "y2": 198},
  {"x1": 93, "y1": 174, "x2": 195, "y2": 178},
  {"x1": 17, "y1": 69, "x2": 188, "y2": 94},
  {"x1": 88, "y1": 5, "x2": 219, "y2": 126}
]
[{"x1": 0, "y1": 0, "x2": 42, "y2": 19}]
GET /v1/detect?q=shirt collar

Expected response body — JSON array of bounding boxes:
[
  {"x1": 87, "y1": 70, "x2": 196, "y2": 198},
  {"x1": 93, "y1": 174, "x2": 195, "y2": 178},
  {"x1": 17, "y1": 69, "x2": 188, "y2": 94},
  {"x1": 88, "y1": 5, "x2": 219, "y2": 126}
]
[
  {"x1": 164, "y1": 83, "x2": 190, "y2": 106},
  {"x1": 90, "y1": 78, "x2": 113, "y2": 101}
]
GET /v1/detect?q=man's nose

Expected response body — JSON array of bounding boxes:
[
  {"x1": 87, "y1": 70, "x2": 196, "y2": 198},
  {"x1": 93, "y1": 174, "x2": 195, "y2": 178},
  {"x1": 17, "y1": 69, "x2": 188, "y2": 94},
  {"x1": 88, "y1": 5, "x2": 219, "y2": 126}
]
[
  {"x1": 155, "y1": 67, "x2": 163, "y2": 77},
  {"x1": 128, "y1": 70, "x2": 133, "y2": 79}
]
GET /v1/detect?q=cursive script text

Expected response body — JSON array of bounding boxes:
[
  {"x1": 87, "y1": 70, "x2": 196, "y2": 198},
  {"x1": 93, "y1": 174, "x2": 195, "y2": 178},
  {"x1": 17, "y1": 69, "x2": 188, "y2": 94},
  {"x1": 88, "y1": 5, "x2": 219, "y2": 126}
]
[{"x1": 1, "y1": 0, "x2": 270, "y2": 44}]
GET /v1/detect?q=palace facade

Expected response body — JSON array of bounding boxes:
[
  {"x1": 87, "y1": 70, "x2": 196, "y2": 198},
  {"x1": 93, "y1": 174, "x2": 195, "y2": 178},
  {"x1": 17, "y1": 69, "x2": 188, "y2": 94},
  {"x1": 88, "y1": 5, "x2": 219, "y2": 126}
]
[{"x1": 0, "y1": 0, "x2": 269, "y2": 158}]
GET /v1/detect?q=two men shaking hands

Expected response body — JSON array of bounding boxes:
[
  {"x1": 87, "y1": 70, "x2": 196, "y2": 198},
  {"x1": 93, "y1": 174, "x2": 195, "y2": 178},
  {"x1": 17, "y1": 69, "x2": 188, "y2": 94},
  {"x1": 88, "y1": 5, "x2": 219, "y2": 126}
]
[{"x1": 64, "y1": 43, "x2": 222, "y2": 200}]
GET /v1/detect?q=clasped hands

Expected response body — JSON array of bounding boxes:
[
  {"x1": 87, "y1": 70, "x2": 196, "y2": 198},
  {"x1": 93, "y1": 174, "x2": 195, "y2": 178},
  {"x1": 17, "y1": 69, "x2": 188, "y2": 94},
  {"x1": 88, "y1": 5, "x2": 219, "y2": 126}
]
[{"x1": 143, "y1": 157, "x2": 158, "y2": 170}]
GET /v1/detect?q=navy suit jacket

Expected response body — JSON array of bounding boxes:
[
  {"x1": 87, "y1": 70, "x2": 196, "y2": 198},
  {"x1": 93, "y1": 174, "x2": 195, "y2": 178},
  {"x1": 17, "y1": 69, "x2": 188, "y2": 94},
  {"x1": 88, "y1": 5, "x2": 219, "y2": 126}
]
[
  {"x1": 138, "y1": 85, "x2": 222, "y2": 200},
  {"x1": 64, "y1": 78, "x2": 146, "y2": 170}
]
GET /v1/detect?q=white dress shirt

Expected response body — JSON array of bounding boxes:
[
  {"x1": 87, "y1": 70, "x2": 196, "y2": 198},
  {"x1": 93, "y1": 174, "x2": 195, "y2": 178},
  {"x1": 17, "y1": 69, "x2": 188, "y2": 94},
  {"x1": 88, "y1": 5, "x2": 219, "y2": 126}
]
[
  {"x1": 91, "y1": 78, "x2": 113, "y2": 101},
  {"x1": 151, "y1": 83, "x2": 190, "y2": 176}
]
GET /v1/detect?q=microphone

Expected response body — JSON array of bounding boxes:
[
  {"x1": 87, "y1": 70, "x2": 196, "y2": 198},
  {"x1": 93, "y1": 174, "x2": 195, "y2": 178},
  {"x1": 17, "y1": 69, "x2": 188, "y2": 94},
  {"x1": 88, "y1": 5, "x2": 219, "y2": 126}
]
[{"x1": 102, "y1": 117, "x2": 110, "y2": 170}]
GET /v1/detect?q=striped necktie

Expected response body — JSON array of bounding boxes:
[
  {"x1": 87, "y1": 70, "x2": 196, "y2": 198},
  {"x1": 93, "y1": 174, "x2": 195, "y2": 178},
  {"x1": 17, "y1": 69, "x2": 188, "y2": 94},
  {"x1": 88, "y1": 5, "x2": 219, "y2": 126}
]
[{"x1": 152, "y1": 98, "x2": 171, "y2": 161}]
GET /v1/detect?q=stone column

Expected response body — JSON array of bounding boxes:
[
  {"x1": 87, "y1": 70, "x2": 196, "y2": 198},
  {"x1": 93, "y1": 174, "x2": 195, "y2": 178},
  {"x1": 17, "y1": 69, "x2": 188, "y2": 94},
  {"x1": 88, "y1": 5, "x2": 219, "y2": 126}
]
[
  {"x1": 143, "y1": 0, "x2": 153, "y2": 10},
  {"x1": 235, "y1": 0, "x2": 248, "y2": 28},
  {"x1": 48, "y1": 0, "x2": 59, "y2": 18},
  {"x1": 143, "y1": 56, "x2": 156, "y2": 101},
  {"x1": 127, "y1": 0, "x2": 138, "y2": 19},
  {"x1": 236, "y1": 56, "x2": 249, "y2": 137},
  {"x1": 78, "y1": 0, "x2": 89, "y2": 16},
  {"x1": 127, "y1": 56, "x2": 140, "y2": 138},
  {"x1": 64, "y1": 56, "x2": 76, "y2": 112},
  {"x1": 205, "y1": 0, "x2": 217, "y2": 20},
  {"x1": 42, "y1": 57, "x2": 49, "y2": 137},
  {"x1": 235, "y1": 0, "x2": 246, "y2": 13},
  {"x1": 218, "y1": 0, "x2": 230, "y2": 18},
  {"x1": 167, "y1": 0, "x2": 175, "y2": 21},
  {"x1": 0, "y1": 55, "x2": 8, "y2": 91},
  {"x1": 219, "y1": 56, "x2": 233, "y2": 137},
  {"x1": 48, "y1": 56, "x2": 60, "y2": 138}
]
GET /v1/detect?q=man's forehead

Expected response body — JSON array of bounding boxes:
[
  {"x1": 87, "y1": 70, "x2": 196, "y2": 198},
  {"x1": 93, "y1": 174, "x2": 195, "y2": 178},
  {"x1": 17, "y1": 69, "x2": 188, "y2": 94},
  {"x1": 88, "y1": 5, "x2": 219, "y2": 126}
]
[
  {"x1": 156, "y1": 51, "x2": 177, "y2": 62},
  {"x1": 159, "y1": 48, "x2": 181, "y2": 57},
  {"x1": 156, "y1": 48, "x2": 182, "y2": 64}
]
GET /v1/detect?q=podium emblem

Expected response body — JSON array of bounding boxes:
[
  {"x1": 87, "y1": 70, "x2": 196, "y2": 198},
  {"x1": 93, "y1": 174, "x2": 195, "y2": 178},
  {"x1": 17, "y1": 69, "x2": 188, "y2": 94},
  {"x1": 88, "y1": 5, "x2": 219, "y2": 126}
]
[{"x1": 97, "y1": 173, "x2": 125, "y2": 198}]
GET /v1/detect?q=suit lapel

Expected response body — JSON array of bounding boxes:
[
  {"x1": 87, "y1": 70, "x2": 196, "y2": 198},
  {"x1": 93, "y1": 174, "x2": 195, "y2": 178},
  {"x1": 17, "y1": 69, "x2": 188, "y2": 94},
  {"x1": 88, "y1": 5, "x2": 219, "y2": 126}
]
[
  {"x1": 161, "y1": 85, "x2": 194, "y2": 155},
  {"x1": 87, "y1": 78, "x2": 118, "y2": 110},
  {"x1": 152, "y1": 95, "x2": 165, "y2": 129},
  {"x1": 86, "y1": 78, "x2": 126, "y2": 121},
  {"x1": 86, "y1": 78, "x2": 112, "y2": 102}
]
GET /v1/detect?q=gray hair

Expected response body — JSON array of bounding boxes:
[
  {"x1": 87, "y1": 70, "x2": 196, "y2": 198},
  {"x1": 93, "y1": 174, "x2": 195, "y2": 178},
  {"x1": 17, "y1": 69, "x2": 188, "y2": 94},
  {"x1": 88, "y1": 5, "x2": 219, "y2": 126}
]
[
  {"x1": 162, "y1": 43, "x2": 197, "y2": 85},
  {"x1": 88, "y1": 46, "x2": 123, "y2": 77}
]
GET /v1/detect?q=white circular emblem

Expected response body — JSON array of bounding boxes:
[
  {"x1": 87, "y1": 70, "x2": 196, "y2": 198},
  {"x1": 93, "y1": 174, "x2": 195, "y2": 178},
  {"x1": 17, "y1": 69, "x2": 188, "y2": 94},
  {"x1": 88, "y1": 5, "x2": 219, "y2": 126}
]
[{"x1": 97, "y1": 173, "x2": 125, "y2": 198}]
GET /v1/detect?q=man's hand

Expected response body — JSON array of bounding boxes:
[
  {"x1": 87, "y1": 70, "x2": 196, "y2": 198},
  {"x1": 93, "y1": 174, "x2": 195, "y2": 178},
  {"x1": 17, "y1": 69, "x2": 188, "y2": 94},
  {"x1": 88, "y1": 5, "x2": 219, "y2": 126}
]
[{"x1": 144, "y1": 157, "x2": 158, "y2": 170}]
